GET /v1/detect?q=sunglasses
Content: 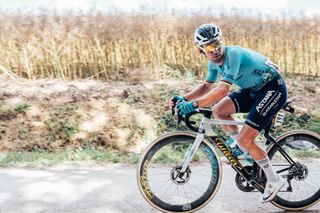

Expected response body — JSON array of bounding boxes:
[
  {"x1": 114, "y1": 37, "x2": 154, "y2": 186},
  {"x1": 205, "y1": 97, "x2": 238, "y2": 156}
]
[{"x1": 201, "y1": 41, "x2": 222, "y2": 53}]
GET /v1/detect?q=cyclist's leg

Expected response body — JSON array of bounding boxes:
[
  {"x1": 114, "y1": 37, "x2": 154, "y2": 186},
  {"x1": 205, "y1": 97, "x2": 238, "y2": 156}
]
[
  {"x1": 238, "y1": 77, "x2": 288, "y2": 159},
  {"x1": 237, "y1": 76, "x2": 288, "y2": 202},
  {"x1": 238, "y1": 124, "x2": 285, "y2": 202},
  {"x1": 212, "y1": 89, "x2": 252, "y2": 132},
  {"x1": 212, "y1": 97, "x2": 237, "y2": 132},
  {"x1": 213, "y1": 89, "x2": 254, "y2": 157},
  {"x1": 237, "y1": 124, "x2": 267, "y2": 160}
]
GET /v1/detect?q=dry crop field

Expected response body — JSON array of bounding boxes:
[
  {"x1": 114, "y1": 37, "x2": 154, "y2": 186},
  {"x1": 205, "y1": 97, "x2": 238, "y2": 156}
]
[{"x1": 0, "y1": 13, "x2": 319, "y2": 80}]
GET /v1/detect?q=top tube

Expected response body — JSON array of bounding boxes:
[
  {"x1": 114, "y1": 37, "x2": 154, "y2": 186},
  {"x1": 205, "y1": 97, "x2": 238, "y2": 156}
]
[
  {"x1": 204, "y1": 117, "x2": 245, "y2": 126},
  {"x1": 183, "y1": 108, "x2": 245, "y2": 132}
]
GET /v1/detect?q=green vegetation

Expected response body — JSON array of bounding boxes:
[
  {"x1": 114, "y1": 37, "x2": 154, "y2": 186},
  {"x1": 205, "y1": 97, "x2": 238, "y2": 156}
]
[
  {"x1": 0, "y1": 148, "x2": 143, "y2": 168},
  {"x1": 152, "y1": 143, "x2": 209, "y2": 164},
  {"x1": 272, "y1": 113, "x2": 320, "y2": 137},
  {"x1": 288, "y1": 149, "x2": 320, "y2": 158},
  {"x1": 14, "y1": 103, "x2": 30, "y2": 113},
  {"x1": 44, "y1": 104, "x2": 80, "y2": 141}
]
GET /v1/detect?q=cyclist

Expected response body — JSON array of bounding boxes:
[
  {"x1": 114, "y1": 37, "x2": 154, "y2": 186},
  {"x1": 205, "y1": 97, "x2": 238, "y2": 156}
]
[{"x1": 171, "y1": 23, "x2": 287, "y2": 202}]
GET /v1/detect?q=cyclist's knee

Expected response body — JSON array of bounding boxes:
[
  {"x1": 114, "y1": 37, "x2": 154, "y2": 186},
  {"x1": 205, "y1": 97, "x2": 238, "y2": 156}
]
[
  {"x1": 212, "y1": 98, "x2": 235, "y2": 118},
  {"x1": 212, "y1": 105, "x2": 220, "y2": 117},
  {"x1": 212, "y1": 104, "x2": 228, "y2": 118}
]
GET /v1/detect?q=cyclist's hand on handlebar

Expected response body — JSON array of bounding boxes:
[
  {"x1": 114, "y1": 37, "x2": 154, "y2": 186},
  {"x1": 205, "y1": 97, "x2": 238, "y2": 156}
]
[
  {"x1": 170, "y1": 95, "x2": 186, "y2": 108},
  {"x1": 177, "y1": 100, "x2": 198, "y2": 116}
]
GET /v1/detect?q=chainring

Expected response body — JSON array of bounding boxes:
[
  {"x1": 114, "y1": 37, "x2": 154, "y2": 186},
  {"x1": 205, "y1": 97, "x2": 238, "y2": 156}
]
[{"x1": 235, "y1": 166, "x2": 256, "y2": 192}]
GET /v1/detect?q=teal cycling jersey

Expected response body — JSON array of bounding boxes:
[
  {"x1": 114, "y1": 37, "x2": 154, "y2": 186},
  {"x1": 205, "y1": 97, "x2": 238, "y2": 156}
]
[{"x1": 206, "y1": 46, "x2": 279, "y2": 91}]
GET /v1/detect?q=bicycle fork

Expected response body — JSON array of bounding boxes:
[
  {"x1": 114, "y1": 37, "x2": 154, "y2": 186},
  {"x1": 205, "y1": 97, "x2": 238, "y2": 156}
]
[{"x1": 179, "y1": 119, "x2": 206, "y2": 174}]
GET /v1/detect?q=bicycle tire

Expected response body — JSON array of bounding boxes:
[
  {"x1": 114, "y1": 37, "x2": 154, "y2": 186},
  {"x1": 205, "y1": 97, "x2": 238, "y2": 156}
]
[
  {"x1": 136, "y1": 132, "x2": 222, "y2": 212},
  {"x1": 267, "y1": 130, "x2": 320, "y2": 211}
]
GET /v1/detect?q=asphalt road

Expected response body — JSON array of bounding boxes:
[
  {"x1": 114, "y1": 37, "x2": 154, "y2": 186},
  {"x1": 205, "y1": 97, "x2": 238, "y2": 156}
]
[{"x1": 0, "y1": 164, "x2": 319, "y2": 213}]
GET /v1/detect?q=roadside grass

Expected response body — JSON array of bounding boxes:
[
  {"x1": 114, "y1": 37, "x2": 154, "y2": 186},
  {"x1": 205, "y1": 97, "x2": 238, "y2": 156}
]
[
  {"x1": 14, "y1": 103, "x2": 31, "y2": 113},
  {"x1": 0, "y1": 148, "x2": 140, "y2": 168},
  {"x1": 0, "y1": 111, "x2": 318, "y2": 168},
  {"x1": 0, "y1": 145, "x2": 216, "y2": 167}
]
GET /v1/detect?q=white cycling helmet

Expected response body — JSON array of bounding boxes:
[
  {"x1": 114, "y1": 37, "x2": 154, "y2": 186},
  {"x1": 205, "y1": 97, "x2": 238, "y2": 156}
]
[{"x1": 194, "y1": 23, "x2": 222, "y2": 48}]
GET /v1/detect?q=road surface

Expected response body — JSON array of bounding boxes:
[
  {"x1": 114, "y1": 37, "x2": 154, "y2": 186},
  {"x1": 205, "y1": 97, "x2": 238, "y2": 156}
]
[{"x1": 0, "y1": 164, "x2": 319, "y2": 213}]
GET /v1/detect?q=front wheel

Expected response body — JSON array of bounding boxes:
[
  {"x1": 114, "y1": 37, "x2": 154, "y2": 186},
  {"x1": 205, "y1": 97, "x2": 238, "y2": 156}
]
[
  {"x1": 267, "y1": 130, "x2": 320, "y2": 211},
  {"x1": 137, "y1": 132, "x2": 222, "y2": 212}
]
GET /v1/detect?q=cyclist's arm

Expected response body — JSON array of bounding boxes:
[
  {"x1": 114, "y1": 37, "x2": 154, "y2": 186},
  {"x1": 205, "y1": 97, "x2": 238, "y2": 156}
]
[
  {"x1": 184, "y1": 61, "x2": 218, "y2": 101},
  {"x1": 195, "y1": 81, "x2": 231, "y2": 107},
  {"x1": 184, "y1": 81, "x2": 215, "y2": 101}
]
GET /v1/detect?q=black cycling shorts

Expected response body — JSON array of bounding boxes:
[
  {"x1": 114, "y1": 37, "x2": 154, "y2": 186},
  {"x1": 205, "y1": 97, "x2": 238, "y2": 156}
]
[{"x1": 228, "y1": 75, "x2": 288, "y2": 132}]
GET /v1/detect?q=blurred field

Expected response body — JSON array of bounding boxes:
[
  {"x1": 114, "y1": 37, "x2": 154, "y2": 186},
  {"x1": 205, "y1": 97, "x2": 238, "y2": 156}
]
[{"x1": 0, "y1": 13, "x2": 319, "y2": 80}]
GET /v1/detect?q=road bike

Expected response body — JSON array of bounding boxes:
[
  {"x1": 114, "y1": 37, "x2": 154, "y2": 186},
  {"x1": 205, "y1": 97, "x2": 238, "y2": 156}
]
[{"x1": 137, "y1": 99, "x2": 320, "y2": 212}]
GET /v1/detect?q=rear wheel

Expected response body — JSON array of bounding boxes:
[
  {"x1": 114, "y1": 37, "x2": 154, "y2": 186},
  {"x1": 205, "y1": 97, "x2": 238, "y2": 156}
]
[
  {"x1": 137, "y1": 132, "x2": 222, "y2": 212},
  {"x1": 267, "y1": 131, "x2": 320, "y2": 211}
]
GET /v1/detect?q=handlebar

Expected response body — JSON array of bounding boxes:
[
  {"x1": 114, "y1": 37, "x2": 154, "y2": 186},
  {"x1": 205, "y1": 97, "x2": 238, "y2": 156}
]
[{"x1": 171, "y1": 97, "x2": 212, "y2": 132}]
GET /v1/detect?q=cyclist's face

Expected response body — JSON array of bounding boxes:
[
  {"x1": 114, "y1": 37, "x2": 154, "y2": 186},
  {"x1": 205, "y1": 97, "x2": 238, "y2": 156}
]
[
  {"x1": 203, "y1": 45, "x2": 225, "y2": 65},
  {"x1": 202, "y1": 40, "x2": 221, "y2": 53}
]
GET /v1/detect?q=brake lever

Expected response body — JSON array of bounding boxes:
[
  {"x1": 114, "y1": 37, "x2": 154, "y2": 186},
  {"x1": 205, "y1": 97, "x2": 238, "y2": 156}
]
[
  {"x1": 171, "y1": 97, "x2": 183, "y2": 124},
  {"x1": 171, "y1": 106, "x2": 184, "y2": 124},
  {"x1": 171, "y1": 107, "x2": 175, "y2": 117},
  {"x1": 177, "y1": 113, "x2": 183, "y2": 124}
]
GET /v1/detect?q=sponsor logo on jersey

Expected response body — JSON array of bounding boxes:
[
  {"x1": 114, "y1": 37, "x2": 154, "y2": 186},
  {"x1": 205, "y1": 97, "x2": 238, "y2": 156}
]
[
  {"x1": 246, "y1": 119, "x2": 260, "y2": 128},
  {"x1": 252, "y1": 69, "x2": 265, "y2": 77},
  {"x1": 235, "y1": 74, "x2": 243, "y2": 81},
  {"x1": 222, "y1": 73, "x2": 234, "y2": 80}
]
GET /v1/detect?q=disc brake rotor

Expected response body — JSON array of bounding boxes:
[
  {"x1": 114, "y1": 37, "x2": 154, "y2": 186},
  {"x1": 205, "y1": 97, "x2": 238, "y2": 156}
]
[{"x1": 170, "y1": 165, "x2": 192, "y2": 185}]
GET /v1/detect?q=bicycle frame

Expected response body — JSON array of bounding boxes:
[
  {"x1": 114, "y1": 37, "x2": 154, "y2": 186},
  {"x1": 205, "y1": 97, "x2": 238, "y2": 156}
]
[
  {"x1": 179, "y1": 115, "x2": 296, "y2": 194},
  {"x1": 180, "y1": 117, "x2": 244, "y2": 172}
]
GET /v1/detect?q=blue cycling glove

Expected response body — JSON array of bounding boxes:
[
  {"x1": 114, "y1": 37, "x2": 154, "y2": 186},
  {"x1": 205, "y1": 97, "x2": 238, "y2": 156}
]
[
  {"x1": 172, "y1": 95, "x2": 186, "y2": 102},
  {"x1": 177, "y1": 100, "x2": 197, "y2": 116}
]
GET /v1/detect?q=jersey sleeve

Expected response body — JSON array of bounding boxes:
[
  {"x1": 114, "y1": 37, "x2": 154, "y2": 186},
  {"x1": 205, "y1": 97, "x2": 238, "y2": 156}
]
[
  {"x1": 221, "y1": 48, "x2": 241, "y2": 84},
  {"x1": 206, "y1": 61, "x2": 218, "y2": 83}
]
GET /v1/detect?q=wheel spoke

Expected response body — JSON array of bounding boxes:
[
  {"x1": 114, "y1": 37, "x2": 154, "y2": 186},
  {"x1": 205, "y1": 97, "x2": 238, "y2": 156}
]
[
  {"x1": 185, "y1": 181, "x2": 198, "y2": 198},
  {"x1": 182, "y1": 185, "x2": 189, "y2": 203}
]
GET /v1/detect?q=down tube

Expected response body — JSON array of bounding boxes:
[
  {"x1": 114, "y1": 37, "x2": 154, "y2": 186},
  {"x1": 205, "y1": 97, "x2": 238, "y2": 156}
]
[{"x1": 207, "y1": 136, "x2": 264, "y2": 193}]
